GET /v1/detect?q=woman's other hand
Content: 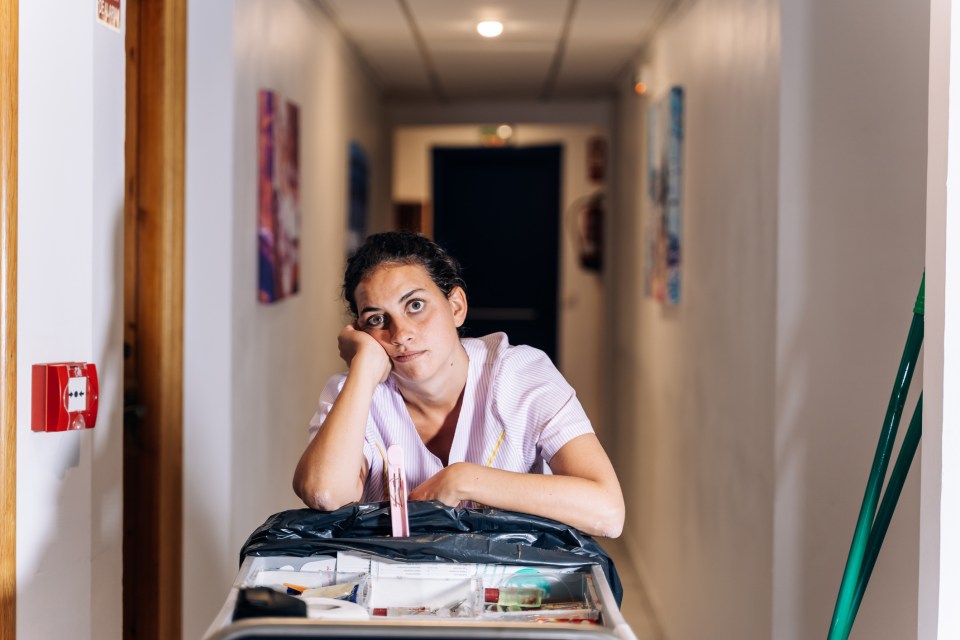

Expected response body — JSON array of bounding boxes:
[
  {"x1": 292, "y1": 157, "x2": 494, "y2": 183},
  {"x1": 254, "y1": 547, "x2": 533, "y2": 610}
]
[
  {"x1": 407, "y1": 436, "x2": 625, "y2": 538},
  {"x1": 408, "y1": 462, "x2": 475, "y2": 507}
]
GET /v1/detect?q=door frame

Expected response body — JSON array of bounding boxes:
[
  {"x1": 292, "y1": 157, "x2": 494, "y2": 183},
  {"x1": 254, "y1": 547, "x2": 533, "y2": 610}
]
[
  {"x1": 0, "y1": 0, "x2": 16, "y2": 637},
  {"x1": 123, "y1": 0, "x2": 186, "y2": 637}
]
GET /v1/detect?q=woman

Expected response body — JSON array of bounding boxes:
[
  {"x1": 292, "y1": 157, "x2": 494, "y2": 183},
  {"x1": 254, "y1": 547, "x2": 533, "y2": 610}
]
[{"x1": 293, "y1": 231, "x2": 624, "y2": 538}]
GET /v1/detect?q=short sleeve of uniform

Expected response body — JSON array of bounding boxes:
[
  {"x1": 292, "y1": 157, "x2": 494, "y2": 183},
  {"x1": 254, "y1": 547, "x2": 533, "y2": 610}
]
[
  {"x1": 307, "y1": 374, "x2": 376, "y2": 470},
  {"x1": 490, "y1": 345, "x2": 594, "y2": 463}
]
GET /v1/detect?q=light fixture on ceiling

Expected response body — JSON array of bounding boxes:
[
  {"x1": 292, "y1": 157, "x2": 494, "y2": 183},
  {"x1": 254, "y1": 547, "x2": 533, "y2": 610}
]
[{"x1": 477, "y1": 21, "x2": 504, "y2": 38}]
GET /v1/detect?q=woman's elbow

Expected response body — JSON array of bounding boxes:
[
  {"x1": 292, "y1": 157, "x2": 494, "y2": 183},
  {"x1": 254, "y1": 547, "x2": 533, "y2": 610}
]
[
  {"x1": 589, "y1": 492, "x2": 625, "y2": 538},
  {"x1": 591, "y1": 505, "x2": 624, "y2": 538},
  {"x1": 293, "y1": 478, "x2": 343, "y2": 512},
  {"x1": 604, "y1": 508, "x2": 625, "y2": 539}
]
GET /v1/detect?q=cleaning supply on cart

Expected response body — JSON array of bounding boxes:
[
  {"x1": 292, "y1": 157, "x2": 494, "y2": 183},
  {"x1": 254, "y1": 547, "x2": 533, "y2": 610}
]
[
  {"x1": 232, "y1": 587, "x2": 306, "y2": 620},
  {"x1": 283, "y1": 582, "x2": 310, "y2": 594},
  {"x1": 504, "y1": 567, "x2": 555, "y2": 595},
  {"x1": 301, "y1": 580, "x2": 362, "y2": 602},
  {"x1": 386, "y1": 444, "x2": 409, "y2": 536},
  {"x1": 484, "y1": 586, "x2": 544, "y2": 609}
]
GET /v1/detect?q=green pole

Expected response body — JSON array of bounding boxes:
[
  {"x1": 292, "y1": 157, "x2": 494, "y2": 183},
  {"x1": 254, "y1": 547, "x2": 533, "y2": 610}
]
[
  {"x1": 843, "y1": 394, "x2": 922, "y2": 636},
  {"x1": 827, "y1": 274, "x2": 924, "y2": 639}
]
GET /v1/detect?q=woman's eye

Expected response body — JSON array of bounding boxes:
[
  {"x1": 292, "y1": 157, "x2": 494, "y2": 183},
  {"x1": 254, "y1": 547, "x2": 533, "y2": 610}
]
[
  {"x1": 408, "y1": 299, "x2": 425, "y2": 313},
  {"x1": 364, "y1": 315, "x2": 384, "y2": 328}
]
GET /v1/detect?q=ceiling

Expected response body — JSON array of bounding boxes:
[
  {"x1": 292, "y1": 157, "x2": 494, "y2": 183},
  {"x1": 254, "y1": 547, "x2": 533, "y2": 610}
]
[{"x1": 316, "y1": 0, "x2": 667, "y2": 102}]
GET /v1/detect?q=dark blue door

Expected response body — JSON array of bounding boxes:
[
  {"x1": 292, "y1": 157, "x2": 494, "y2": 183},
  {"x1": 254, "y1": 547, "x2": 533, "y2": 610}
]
[{"x1": 433, "y1": 145, "x2": 561, "y2": 362}]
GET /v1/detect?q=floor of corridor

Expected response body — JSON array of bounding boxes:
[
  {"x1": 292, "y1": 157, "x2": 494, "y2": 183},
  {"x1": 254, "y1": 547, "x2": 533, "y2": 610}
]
[{"x1": 601, "y1": 536, "x2": 663, "y2": 639}]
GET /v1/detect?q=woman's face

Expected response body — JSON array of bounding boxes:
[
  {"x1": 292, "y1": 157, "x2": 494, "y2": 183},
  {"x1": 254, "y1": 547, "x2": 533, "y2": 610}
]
[{"x1": 353, "y1": 262, "x2": 467, "y2": 385}]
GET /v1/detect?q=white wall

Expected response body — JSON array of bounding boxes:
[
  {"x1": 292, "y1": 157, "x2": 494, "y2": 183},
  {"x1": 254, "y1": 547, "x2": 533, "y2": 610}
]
[
  {"x1": 184, "y1": 0, "x2": 236, "y2": 636},
  {"x1": 611, "y1": 1, "x2": 779, "y2": 638},
  {"x1": 921, "y1": 0, "x2": 960, "y2": 636},
  {"x1": 391, "y1": 124, "x2": 609, "y2": 444},
  {"x1": 16, "y1": 2, "x2": 125, "y2": 639},
  {"x1": 776, "y1": 0, "x2": 928, "y2": 638},
  {"x1": 184, "y1": 1, "x2": 390, "y2": 636},
  {"x1": 612, "y1": 0, "x2": 928, "y2": 637}
]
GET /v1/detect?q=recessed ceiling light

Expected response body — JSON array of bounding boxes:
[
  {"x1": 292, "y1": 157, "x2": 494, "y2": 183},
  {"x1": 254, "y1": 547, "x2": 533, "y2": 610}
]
[{"x1": 477, "y1": 21, "x2": 503, "y2": 38}]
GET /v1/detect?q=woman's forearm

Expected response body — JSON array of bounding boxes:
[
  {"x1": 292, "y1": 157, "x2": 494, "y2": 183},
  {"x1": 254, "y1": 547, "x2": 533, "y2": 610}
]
[
  {"x1": 293, "y1": 365, "x2": 382, "y2": 510},
  {"x1": 408, "y1": 434, "x2": 625, "y2": 537},
  {"x1": 456, "y1": 465, "x2": 625, "y2": 538}
]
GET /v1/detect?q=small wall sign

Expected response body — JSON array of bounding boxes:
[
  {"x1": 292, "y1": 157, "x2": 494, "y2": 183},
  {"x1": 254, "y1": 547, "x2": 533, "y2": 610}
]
[{"x1": 97, "y1": 0, "x2": 121, "y2": 32}]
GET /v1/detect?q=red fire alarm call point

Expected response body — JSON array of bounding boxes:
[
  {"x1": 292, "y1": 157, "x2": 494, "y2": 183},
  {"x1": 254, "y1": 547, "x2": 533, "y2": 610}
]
[{"x1": 31, "y1": 362, "x2": 99, "y2": 432}]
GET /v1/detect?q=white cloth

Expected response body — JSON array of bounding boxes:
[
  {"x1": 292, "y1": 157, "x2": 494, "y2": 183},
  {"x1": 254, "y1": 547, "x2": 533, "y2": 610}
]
[{"x1": 308, "y1": 332, "x2": 594, "y2": 502}]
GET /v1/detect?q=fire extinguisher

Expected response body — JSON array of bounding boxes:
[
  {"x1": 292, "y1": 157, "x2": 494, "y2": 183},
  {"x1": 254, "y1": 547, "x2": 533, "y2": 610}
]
[{"x1": 578, "y1": 193, "x2": 604, "y2": 272}]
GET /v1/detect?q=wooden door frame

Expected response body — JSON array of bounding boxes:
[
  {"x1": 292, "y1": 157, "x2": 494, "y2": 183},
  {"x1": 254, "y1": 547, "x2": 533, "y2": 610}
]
[
  {"x1": 0, "y1": 0, "x2": 16, "y2": 638},
  {"x1": 123, "y1": 0, "x2": 186, "y2": 637}
]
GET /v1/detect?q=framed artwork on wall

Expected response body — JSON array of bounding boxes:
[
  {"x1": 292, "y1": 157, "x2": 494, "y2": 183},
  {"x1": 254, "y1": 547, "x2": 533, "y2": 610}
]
[
  {"x1": 644, "y1": 86, "x2": 684, "y2": 305},
  {"x1": 257, "y1": 89, "x2": 301, "y2": 304},
  {"x1": 347, "y1": 141, "x2": 369, "y2": 257}
]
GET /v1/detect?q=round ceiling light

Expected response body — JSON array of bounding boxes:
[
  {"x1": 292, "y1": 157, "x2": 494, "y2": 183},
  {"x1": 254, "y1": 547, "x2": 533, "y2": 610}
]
[{"x1": 477, "y1": 21, "x2": 504, "y2": 38}]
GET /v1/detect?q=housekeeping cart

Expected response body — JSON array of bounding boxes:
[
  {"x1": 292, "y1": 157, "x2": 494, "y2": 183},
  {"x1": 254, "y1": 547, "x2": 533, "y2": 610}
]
[{"x1": 204, "y1": 502, "x2": 637, "y2": 639}]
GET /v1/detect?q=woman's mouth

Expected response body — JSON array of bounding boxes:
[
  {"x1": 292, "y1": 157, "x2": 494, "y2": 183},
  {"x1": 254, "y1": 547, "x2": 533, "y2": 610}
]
[{"x1": 392, "y1": 351, "x2": 424, "y2": 364}]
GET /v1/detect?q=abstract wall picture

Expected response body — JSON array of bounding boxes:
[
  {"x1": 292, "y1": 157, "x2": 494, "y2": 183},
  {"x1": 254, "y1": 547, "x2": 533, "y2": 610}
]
[
  {"x1": 644, "y1": 86, "x2": 684, "y2": 305},
  {"x1": 347, "y1": 142, "x2": 369, "y2": 257},
  {"x1": 257, "y1": 90, "x2": 301, "y2": 304}
]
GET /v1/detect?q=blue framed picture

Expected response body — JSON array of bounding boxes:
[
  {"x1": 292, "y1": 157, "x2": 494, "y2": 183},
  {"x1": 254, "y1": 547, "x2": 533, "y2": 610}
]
[
  {"x1": 347, "y1": 142, "x2": 369, "y2": 257},
  {"x1": 644, "y1": 86, "x2": 683, "y2": 305}
]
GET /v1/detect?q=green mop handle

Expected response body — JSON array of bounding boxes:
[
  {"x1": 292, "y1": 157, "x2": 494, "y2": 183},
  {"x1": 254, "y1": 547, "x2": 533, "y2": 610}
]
[
  {"x1": 827, "y1": 274, "x2": 924, "y2": 640},
  {"x1": 843, "y1": 393, "x2": 922, "y2": 636}
]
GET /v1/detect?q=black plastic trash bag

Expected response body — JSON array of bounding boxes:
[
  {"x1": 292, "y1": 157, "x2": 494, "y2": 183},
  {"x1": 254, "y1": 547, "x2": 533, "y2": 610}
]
[{"x1": 241, "y1": 500, "x2": 622, "y2": 606}]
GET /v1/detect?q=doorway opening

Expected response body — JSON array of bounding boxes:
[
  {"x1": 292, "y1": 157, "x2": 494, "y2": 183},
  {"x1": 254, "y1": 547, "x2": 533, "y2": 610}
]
[{"x1": 432, "y1": 145, "x2": 562, "y2": 362}]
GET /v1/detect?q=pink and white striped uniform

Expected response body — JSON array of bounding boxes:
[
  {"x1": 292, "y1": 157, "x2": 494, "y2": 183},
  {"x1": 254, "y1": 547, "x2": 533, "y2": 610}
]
[{"x1": 307, "y1": 332, "x2": 594, "y2": 503}]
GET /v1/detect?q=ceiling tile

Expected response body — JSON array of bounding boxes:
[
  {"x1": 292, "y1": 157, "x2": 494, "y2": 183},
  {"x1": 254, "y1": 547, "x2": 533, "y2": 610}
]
[{"x1": 321, "y1": 0, "x2": 664, "y2": 101}]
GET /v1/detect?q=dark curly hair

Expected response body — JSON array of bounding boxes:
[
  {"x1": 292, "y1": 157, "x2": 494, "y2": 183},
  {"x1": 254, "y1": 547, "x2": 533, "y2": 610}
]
[{"x1": 343, "y1": 231, "x2": 466, "y2": 318}]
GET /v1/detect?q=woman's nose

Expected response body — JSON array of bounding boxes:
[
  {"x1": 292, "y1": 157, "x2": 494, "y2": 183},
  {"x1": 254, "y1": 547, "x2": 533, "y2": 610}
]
[{"x1": 390, "y1": 318, "x2": 413, "y2": 344}]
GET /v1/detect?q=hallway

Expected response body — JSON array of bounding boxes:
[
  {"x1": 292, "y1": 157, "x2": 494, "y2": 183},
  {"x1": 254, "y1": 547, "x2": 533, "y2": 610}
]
[
  {"x1": 604, "y1": 537, "x2": 663, "y2": 639},
  {"x1": 7, "y1": 0, "x2": 960, "y2": 639}
]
